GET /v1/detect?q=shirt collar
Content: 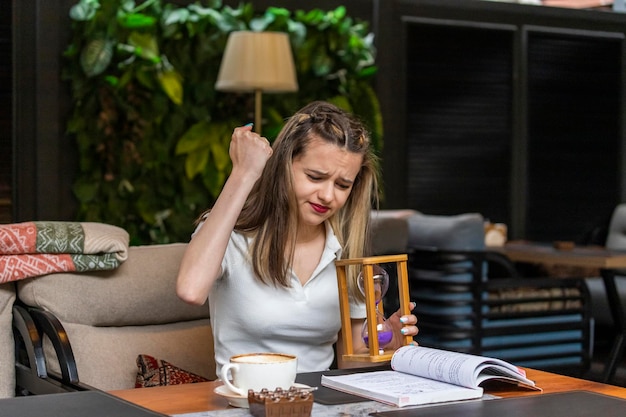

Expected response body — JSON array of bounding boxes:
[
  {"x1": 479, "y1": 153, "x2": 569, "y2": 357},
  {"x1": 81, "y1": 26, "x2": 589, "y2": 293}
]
[{"x1": 324, "y1": 221, "x2": 343, "y2": 259}]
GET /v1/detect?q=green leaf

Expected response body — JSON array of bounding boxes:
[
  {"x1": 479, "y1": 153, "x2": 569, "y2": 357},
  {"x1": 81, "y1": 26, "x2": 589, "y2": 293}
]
[
  {"x1": 333, "y1": 6, "x2": 347, "y2": 20},
  {"x1": 188, "y1": 3, "x2": 222, "y2": 17},
  {"x1": 128, "y1": 32, "x2": 160, "y2": 62},
  {"x1": 347, "y1": 82, "x2": 383, "y2": 152},
  {"x1": 73, "y1": 179, "x2": 99, "y2": 203},
  {"x1": 327, "y1": 96, "x2": 352, "y2": 113},
  {"x1": 267, "y1": 7, "x2": 290, "y2": 18},
  {"x1": 80, "y1": 38, "x2": 113, "y2": 77},
  {"x1": 158, "y1": 69, "x2": 183, "y2": 105},
  {"x1": 134, "y1": 68, "x2": 155, "y2": 89},
  {"x1": 185, "y1": 146, "x2": 211, "y2": 179},
  {"x1": 120, "y1": 0, "x2": 136, "y2": 13},
  {"x1": 176, "y1": 121, "x2": 212, "y2": 154},
  {"x1": 358, "y1": 66, "x2": 377, "y2": 78},
  {"x1": 69, "y1": 0, "x2": 100, "y2": 21},
  {"x1": 287, "y1": 21, "x2": 307, "y2": 44},
  {"x1": 250, "y1": 15, "x2": 272, "y2": 31},
  {"x1": 118, "y1": 13, "x2": 157, "y2": 29},
  {"x1": 209, "y1": 141, "x2": 229, "y2": 171},
  {"x1": 300, "y1": 9, "x2": 324, "y2": 25},
  {"x1": 202, "y1": 162, "x2": 227, "y2": 199},
  {"x1": 105, "y1": 75, "x2": 119, "y2": 86},
  {"x1": 312, "y1": 51, "x2": 333, "y2": 76},
  {"x1": 163, "y1": 8, "x2": 190, "y2": 26}
]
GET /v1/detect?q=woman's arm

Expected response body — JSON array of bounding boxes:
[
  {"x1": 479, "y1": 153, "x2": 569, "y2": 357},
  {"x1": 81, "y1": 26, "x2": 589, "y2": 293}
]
[{"x1": 176, "y1": 125, "x2": 272, "y2": 305}]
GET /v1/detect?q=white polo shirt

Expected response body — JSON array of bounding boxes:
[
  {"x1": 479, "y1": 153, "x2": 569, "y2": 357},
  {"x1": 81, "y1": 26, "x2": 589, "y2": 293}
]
[{"x1": 206, "y1": 222, "x2": 365, "y2": 375}]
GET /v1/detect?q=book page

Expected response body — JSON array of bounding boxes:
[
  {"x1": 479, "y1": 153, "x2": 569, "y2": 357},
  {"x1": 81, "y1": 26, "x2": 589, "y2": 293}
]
[
  {"x1": 390, "y1": 346, "x2": 531, "y2": 389},
  {"x1": 321, "y1": 371, "x2": 483, "y2": 407},
  {"x1": 473, "y1": 362, "x2": 536, "y2": 389}
]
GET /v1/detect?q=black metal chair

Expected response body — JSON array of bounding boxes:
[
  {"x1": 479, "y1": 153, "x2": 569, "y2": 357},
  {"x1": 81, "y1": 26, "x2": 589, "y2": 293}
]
[
  {"x1": 13, "y1": 303, "x2": 91, "y2": 395},
  {"x1": 407, "y1": 247, "x2": 593, "y2": 374}
]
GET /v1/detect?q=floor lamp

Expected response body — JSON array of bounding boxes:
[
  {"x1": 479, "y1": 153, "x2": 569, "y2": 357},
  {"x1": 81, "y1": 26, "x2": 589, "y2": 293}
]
[{"x1": 215, "y1": 31, "x2": 298, "y2": 136}]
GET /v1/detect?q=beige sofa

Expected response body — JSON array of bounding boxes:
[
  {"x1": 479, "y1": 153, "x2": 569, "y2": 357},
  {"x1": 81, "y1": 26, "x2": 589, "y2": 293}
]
[
  {"x1": 1, "y1": 283, "x2": 16, "y2": 397},
  {"x1": 12, "y1": 243, "x2": 214, "y2": 395}
]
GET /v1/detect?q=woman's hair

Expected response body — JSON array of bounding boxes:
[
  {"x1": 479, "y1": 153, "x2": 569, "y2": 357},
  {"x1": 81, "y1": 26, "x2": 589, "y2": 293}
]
[{"x1": 210, "y1": 101, "x2": 379, "y2": 292}]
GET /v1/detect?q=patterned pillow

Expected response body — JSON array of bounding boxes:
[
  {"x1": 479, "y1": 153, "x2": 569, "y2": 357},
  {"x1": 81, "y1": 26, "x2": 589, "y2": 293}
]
[{"x1": 135, "y1": 354, "x2": 210, "y2": 388}]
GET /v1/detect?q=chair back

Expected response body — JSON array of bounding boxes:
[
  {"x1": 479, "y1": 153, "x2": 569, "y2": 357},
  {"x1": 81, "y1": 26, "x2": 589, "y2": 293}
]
[
  {"x1": 409, "y1": 247, "x2": 593, "y2": 372},
  {"x1": 606, "y1": 203, "x2": 626, "y2": 250},
  {"x1": 404, "y1": 210, "x2": 593, "y2": 373}
]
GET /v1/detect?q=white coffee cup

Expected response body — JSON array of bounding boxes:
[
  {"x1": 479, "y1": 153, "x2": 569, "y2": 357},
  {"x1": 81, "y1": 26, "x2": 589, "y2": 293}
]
[{"x1": 219, "y1": 352, "x2": 297, "y2": 397}]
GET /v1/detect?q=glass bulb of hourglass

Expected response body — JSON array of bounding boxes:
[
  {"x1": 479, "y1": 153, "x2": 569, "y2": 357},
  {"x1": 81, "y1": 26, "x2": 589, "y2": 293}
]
[
  {"x1": 357, "y1": 265, "x2": 389, "y2": 304},
  {"x1": 357, "y1": 265, "x2": 393, "y2": 351}
]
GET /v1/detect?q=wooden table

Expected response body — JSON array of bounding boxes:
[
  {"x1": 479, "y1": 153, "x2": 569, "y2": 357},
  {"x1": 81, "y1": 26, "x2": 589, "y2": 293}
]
[
  {"x1": 110, "y1": 368, "x2": 626, "y2": 416},
  {"x1": 500, "y1": 242, "x2": 626, "y2": 269},
  {"x1": 497, "y1": 242, "x2": 626, "y2": 383}
]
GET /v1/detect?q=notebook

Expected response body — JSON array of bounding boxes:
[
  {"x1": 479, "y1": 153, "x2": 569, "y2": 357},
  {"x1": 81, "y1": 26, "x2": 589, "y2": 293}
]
[
  {"x1": 369, "y1": 391, "x2": 626, "y2": 417},
  {"x1": 0, "y1": 390, "x2": 166, "y2": 417}
]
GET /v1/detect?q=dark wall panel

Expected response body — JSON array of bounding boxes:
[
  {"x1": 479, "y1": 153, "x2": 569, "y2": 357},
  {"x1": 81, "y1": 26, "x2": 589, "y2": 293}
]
[
  {"x1": 526, "y1": 31, "x2": 622, "y2": 241},
  {"x1": 0, "y1": 0, "x2": 11, "y2": 222},
  {"x1": 405, "y1": 22, "x2": 514, "y2": 225}
]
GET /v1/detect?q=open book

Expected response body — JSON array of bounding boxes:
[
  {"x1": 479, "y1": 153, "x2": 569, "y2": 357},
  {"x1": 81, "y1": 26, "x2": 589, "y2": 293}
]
[{"x1": 321, "y1": 345, "x2": 540, "y2": 407}]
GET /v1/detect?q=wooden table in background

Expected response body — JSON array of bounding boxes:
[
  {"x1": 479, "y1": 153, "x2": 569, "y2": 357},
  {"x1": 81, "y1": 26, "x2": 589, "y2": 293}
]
[
  {"x1": 497, "y1": 241, "x2": 626, "y2": 383},
  {"x1": 110, "y1": 368, "x2": 626, "y2": 416},
  {"x1": 499, "y1": 242, "x2": 626, "y2": 269}
]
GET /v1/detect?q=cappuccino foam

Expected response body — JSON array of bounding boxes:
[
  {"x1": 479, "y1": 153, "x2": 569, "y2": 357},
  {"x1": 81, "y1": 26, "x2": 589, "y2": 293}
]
[{"x1": 232, "y1": 353, "x2": 295, "y2": 364}]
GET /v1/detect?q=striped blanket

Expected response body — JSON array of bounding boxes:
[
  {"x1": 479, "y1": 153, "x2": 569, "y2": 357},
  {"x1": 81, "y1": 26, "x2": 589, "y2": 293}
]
[{"x1": 0, "y1": 222, "x2": 129, "y2": 283}]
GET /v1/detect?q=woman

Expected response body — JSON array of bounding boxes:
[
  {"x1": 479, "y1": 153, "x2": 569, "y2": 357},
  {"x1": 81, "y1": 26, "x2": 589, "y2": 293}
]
[{"x1": 176, "y1": 101, "x2": 418, "y2": 374}]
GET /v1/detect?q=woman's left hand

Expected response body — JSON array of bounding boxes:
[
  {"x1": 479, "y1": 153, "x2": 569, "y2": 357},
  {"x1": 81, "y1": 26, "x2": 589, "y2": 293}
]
[
  {"x1": 387, "y1": 302, "x2": 419, "y2": 348},
  {"x1": 339, "y1": 303, "x2": 419, "y2": 367}
]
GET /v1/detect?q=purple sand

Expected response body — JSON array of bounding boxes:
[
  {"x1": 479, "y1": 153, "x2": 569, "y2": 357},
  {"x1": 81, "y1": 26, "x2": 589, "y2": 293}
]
[{"x1": 363, "y1": 330, "x2": 394, "y2": 347}]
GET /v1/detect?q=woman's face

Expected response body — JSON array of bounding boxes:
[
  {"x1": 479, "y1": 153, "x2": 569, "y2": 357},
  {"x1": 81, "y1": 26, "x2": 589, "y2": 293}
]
[{"x1": 291, "y1": 136, "x2": 363, "y2": 230}]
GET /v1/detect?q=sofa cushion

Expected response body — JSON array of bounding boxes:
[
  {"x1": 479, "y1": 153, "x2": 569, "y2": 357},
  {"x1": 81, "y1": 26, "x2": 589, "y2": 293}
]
[
  {"x1": 0, "y1": 283, "x2": 16, "y2": 398},
  {"x1": 369, "y1": 210, "x2": 419, "y2": 255},
  {"x1": 17, "y1": 243, "x2": 208, "y2": 326},
  {"x1": 407, "y1": 212, "x2": 485, "y2": 251},
  {"x1": 135, "y1": 353, "x2": 210, "y2": 388}
]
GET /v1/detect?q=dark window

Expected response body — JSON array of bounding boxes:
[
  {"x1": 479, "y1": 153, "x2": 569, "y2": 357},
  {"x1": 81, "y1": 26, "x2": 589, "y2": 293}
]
[{"x1": 405, "y1": 22, "x2": 513, "y2": 225}]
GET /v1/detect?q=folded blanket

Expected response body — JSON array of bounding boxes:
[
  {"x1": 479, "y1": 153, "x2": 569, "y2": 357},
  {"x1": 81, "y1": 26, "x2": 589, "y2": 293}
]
[{"x1": 0, "y1": 222, "x2": 129, "y2": 283}]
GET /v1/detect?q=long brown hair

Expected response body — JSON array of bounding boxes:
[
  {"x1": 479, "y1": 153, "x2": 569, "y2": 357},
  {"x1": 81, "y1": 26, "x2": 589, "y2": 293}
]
[{"x1": 204, "y1": 101, "x2": 379, "y2": 292}]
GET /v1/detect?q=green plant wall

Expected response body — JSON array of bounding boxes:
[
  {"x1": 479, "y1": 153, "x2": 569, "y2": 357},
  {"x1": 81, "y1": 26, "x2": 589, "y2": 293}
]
[{"x1": 64, "y1": 0, "x2": 383, "y2": 244}]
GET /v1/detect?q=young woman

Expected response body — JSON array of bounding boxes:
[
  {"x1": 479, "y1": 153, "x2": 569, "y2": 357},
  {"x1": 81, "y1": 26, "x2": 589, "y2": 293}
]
[{"x1": 176, "y1": 101, "x2": 418, "y2": 374}]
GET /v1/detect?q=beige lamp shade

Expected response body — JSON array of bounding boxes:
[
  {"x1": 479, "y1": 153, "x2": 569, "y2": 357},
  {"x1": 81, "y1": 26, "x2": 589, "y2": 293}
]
[{"x1": 215, "y1": 31, "x2": 298, "y2": 93}]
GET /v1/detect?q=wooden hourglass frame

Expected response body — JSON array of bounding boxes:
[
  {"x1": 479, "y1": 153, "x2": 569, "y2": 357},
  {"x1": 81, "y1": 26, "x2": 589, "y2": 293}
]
[{"x1": 335, "y1": 254, "x2": 412, "y2": 362}]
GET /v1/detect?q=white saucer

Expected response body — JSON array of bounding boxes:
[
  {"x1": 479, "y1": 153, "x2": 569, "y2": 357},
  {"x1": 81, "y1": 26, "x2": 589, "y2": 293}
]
[{"x1": 214, "y1": 383, "x2": 312, "y2": 408}]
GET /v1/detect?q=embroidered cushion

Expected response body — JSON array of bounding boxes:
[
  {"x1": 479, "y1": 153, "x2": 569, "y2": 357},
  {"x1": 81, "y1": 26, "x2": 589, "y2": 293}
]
[{"x1": 135, "y1": 354, "x2": 210, "y2": 388}]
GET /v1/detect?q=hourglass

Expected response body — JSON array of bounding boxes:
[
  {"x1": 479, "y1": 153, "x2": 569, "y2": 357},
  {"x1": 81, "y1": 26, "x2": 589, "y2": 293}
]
[
  {"x1": 357, "y1": 265, "x2": 392, "y2": 353},
  {"x1": 335, "y1": 254, "x2": 412, "y2": 362}
]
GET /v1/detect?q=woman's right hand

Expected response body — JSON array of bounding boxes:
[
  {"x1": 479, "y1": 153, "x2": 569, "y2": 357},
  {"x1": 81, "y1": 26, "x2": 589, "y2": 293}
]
[{"x1": 229, "y1": 124, "x2": 273, "y2": 181}]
